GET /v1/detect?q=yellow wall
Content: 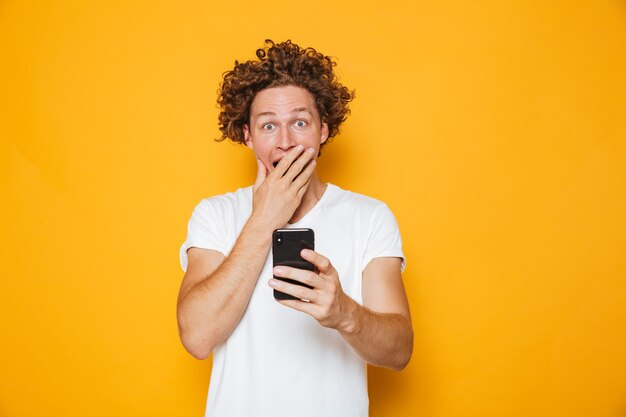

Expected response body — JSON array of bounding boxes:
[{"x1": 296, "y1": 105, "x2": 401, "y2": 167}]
[{"x1": 1, "y1": 1, "x2": 625, "y2": 416}]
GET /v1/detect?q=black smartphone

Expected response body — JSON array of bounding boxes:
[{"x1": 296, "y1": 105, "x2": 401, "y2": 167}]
[{"x1": 272, "y1": 228, "x2": 315, "y2": 300}]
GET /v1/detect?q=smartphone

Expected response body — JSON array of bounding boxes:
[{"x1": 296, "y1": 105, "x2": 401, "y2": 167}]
[{"x1": 272, "y1": 228, "x2": 315, "y2": 300}]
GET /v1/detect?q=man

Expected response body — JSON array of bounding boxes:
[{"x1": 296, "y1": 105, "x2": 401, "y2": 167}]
[{"x1": 177, "y1": 39, "x2": 413, "y2": 417}]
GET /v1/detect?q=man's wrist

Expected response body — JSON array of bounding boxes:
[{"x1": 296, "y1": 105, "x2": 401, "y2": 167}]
[
  {"x1": 244, "y1": 214, "x2": 276, "y2": 244},
  {"x1": 338, "y1": 296, "x2": 362, "y2": 335}
]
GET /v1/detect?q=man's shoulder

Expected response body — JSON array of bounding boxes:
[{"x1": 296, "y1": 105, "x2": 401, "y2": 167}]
[
  {"x1": 327, "y1": 183, "x2": 389, "y2": 212},
  {"x1": 193, "y1": 186, "x2": 253, "y2": 218},
  {"x1": 198, "y1": 186, "x2": 253, "y2": 207}
]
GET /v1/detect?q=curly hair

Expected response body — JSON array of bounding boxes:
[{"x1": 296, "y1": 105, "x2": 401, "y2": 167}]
[{"x1": 217, "y1": 39, "x2": 355, "y2": 149}]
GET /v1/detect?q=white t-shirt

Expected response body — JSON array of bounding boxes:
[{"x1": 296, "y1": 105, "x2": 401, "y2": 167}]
[{"x1": 180, "y1": 183, "x2": 405, "y2": 417}]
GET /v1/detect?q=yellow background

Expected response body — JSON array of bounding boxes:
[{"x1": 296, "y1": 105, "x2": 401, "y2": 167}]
[{"x1": 1, "y1": 1, "x2": 625, "y2": 416}]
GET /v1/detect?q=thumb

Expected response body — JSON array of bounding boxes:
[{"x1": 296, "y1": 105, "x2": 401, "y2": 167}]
[{"x1": 253, "y1": 159, "x2": 267, "y2": 190}]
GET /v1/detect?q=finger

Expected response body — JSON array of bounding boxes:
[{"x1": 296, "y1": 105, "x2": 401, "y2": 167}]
[
  {"x1": 269, "y1": 278, "x2": 317, "y2": 302},
  {"x1": 276, "y1": 297, "x2": 318, "y2": 316},
  {"x1": 295, "y1": 168, "x2": 314, "y2": 199},
  {"x1": 282, "y1": 147, "x2": 316, "y2": 182},
  {"x1": 296, "y1": 177, "x2": 311, "y2": 200},
  {"x1": 273, "y1": 144, "x2": 304, "y2": 177},
  {"x1": 301, "y1": 249, "x2": 334, "y2": 274},
  {"x1": 253, "y1": 159, "x2": 267, "y2": 190},
  {"x1": 292, "y1": 159, "x2": 316, "y2": 191},
  {"x1": 273, "y1": 265, "x2": 319, "y2": 288}
]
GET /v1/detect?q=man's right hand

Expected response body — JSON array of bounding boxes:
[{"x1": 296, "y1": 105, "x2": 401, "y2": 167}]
[{"x1": 250, "y1": 144, "x2": 317, "y2": 231}]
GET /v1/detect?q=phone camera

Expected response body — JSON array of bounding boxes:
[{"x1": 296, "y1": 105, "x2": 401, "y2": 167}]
[{"x1": 276, "y1": 233, "x2": 283, "y2": 245}]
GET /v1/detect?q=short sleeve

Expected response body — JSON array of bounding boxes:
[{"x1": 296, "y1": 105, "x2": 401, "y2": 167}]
[
  {"x1": 362, "y1": 204, "x2": 406, "y2": 272},
  {"x1": 179, "y1": 199, "x2": 229, "y2": 272}
]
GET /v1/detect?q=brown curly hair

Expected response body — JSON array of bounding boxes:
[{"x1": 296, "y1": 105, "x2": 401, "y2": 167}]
[{"x1": 217, "y1": 39, "x2": 355, "y2": 149}]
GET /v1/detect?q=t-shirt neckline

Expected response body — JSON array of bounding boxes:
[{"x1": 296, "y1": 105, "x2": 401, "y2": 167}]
[{"x1": 287, "y1": 183, "x2": 336, "y2": 227}]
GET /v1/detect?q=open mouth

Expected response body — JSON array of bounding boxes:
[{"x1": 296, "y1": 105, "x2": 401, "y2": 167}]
[{"x1": 272, "y1": 161, "x2": 280, "y2": 168}]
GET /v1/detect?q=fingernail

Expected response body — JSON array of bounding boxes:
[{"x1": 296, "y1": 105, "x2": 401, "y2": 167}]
[
  {"x1": 297, "y1": 144, "x2": 304, "y2": 151},
  {"x1": 307, "y1": 147, "x2": 315, "y2": 154},
  {"x1": 273, "y1": 267, "x2": 282, "y2": 274}
]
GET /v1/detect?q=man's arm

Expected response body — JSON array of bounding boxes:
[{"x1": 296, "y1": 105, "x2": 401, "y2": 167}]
[
  {"x1": 269, "y1": 253, "x2": 413, "y2": 370},
  {"x1": 177, "y1": 145, "x2": 316, "y2": 359},
  {"x1": 339, "y1": 257, "x2": 413, "y2": 370},
  {"x1": 176, "y1": 220, "x2": 272, "y2": 360}
]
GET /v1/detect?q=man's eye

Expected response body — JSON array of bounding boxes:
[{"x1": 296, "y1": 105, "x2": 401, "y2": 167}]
[
  {"x1": 262, "y1": 124, "x2": 275, "y2": 131},
  {"x1": 294, "y1": 120, "x2": 307, "y2": 128}
]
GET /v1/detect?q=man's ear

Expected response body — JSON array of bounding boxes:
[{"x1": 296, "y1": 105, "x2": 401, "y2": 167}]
[
  {"x1": 243, "y1": 124, "x2": 253, "y2": 150},
  {"x1": 321, "y1": 122, "x2": 329, "y2": 144}
]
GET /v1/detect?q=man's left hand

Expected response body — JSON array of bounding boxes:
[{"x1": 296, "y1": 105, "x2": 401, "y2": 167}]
[{"x1": 269, "y1": 249, "x2": 357, "y2": 332}]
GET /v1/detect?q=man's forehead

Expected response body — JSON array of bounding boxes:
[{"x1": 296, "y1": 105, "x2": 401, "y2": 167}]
[
  {"x1": 250, "y1": 86, "x2": 318, "y2": 118},
  {"x1": 255, "y1": 107, "x2": 313, "y2": 118}
]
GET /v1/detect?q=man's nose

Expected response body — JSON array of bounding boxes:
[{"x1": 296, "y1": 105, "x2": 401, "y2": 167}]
[{"x1": 277, "y1": 126, "x2": 297, "y2": 150}]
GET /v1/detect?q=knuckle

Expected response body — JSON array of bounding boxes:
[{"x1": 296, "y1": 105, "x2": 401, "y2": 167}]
[
  {"x1": 304, "y1": 271, "x2": 316, "y2": 285},
  {"x1": 295, "y1": 289, "x2": 308, "y2": 301},
  {"x1": 326, "y1": 283, "x2": 337, "y2": 297}
]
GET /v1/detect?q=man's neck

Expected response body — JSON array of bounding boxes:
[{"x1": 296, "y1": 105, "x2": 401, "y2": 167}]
[{"x1": 288, "y1": 174, "x2": 327, "y2": 225}]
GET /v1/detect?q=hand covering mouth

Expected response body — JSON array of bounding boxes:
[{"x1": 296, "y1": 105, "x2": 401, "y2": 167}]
[{"x1": 272, "y1": 157, "x2": 287, "y2": 168}]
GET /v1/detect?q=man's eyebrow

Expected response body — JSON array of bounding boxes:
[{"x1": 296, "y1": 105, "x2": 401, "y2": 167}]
[
  {"x1": 292, "y1": 107, "x2": 312, "y2": 114},
  {"x1": 255, "y1": 108, "x2": 313, "y2": 118}
]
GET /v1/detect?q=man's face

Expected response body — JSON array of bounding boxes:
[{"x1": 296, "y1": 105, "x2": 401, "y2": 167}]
[{"x1": 244, "y1": 85, "x2": 329, "y2": 172}]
